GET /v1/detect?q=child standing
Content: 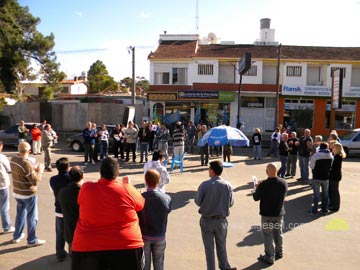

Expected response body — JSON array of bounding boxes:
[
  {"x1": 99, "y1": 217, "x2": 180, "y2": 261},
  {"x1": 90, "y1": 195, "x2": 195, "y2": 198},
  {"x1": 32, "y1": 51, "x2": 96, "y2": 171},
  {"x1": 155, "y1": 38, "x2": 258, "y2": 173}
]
[{"x1": 138, "y1": 169, "x2": 172, "y2": 270}]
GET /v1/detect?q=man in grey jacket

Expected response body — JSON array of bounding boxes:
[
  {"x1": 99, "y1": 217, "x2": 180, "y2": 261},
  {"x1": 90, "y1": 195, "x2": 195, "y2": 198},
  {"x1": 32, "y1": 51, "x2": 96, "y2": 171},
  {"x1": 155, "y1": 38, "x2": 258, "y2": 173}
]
[{"x1": 195, "y1": 160, "x2": 236, "y2": 270}]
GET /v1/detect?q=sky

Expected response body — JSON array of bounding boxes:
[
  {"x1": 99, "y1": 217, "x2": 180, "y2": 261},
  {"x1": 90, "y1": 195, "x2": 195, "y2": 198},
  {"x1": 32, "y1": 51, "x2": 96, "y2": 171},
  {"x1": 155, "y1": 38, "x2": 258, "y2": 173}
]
[{"x1": 19, "y1": 0, "x2": 360, "y2": 81}]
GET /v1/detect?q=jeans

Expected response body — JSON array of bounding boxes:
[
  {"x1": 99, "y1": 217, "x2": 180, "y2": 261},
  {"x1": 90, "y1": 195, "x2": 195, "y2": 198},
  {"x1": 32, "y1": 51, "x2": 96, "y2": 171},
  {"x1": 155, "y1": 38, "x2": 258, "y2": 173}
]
[
  {"x1": 140, "y1": 143, "x2": 149, "y2": 162},
  {"x1": 253, "y1": 145, "x2": 262, "y2": 159},
  {"x1": 56, "y1": 217, "x2": 67, "y2": 259},
  {"x1": 143, "y1": 239, "x2": 166, "y2": 270},
  {"x1": 268, "y1": 140, "x2": 278, "y2": 156},
  {"x1": 99, "y1": 140, "x2": 109, "y2": 160},
  {"x1": 172, "y1": 145, "x2": 184, "y2": 157},
  {"x1": 298, "y1": 155, "x2": 310, "y2": 181},
  {"x1": 278, "y1": 155, "x2": 288, "y2": 178},
  {"x1": 200, "y1": 217, "x2": 231, "y2": 270},
  {"x1": 261, "y1": 216, "x2": 283, "y2": 262},
  {"x1": 0, "y1": 188, "x2": 12, "y2": 231},
  {"x1": 286, "y1": 154, "x2": 297, "y2": 176},
  {"x1": 311, "y1": 179, "x2": 329, "y2": 213},
  {"x1": 14, "y1": 195, "x2": 38, "y2": 244}
]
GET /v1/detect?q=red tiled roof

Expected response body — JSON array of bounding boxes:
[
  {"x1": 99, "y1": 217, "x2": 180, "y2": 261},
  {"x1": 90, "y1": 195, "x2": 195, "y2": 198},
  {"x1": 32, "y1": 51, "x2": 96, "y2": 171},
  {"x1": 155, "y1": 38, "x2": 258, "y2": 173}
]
[{"x1": 149, "y1": 41, "x2": 360, "y2": 61}]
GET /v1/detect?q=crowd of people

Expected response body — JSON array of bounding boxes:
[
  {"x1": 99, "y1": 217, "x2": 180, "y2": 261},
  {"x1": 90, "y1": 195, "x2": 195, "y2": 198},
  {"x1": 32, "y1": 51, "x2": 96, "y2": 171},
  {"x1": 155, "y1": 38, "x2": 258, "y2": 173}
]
[{"x1": 0, "y1": 119, "x2": 349, "y2": 269}]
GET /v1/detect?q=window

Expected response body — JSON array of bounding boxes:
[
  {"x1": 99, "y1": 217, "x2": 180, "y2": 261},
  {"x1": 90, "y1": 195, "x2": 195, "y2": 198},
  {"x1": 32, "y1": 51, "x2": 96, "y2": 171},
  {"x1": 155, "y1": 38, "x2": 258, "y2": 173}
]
[
  {"x1": 325, "y1": 100, "x2": 355, "y2": 129},
  {"x1": 198, "y1": 64, "x2": 214, "y2": 75},
  {"x1": 286, "y1": 66, "x2": 302, "y2": 77},
  {"x1": 330, "y1": 67, "x2": 346, "y2": 78},
  {"x1": 154, "y1": 72, "x2": 170, "y2": 84},
  {"x1": 172, "y1": 68, "x2": 187, "y2": 85},
  {"x1": 244, "y1": 66, "x2": 257, "y2": 76},
  {"x1": 284, "y1": 99, "x2": 314, "y2": 129}
]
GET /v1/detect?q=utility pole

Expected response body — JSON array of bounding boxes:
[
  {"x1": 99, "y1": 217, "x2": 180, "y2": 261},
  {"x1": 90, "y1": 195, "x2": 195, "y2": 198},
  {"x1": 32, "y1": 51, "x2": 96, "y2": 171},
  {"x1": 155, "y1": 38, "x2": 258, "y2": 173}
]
[
  {"x1": 274, "y1": 44, "x2": 282, "y2": 130},
  {"x1": 129, "y1": 46, "x2": 136, "y2": 105}
]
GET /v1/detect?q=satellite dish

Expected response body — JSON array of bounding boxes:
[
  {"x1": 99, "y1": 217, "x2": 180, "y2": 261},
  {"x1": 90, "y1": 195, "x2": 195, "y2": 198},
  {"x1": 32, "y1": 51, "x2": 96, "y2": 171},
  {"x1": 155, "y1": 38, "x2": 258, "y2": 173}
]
[{"x1": 208, "y1": 32, "x2": 217, "y2": 44}]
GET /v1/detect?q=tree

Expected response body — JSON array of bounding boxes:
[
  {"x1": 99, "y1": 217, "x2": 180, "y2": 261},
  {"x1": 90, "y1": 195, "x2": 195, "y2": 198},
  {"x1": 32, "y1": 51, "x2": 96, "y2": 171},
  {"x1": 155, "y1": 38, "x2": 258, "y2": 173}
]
[
  {"x1": 87, "y1": 60, "x2": 117, "y2": 93},
  {"x1": 119, "y1": 76, "x2": 149, "y2": 95},
  {"x1": 0, "y1": 0, "x2": 65, "y2": 97}
]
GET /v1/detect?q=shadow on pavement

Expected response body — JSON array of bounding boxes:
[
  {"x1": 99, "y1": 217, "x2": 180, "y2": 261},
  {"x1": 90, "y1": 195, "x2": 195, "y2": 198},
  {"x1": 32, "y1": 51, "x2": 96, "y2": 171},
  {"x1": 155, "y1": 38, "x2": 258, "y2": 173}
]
[
  {"x1": 167, "y1": 190, "x2": 197, "y2": 210},
  {"x1": 12, "y1": 254, "x2": 71, "y2": 270},
  {"x1": 242, "y1": 260, "x2": 274, "y2": 270}
]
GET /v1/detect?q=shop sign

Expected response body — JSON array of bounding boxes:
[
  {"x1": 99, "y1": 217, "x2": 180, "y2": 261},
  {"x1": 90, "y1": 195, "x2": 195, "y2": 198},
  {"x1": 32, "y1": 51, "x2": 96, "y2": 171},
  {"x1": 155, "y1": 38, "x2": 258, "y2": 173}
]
[
  {"x1": 148, "y1": 93, "x2": 177, "y2": 101},
  {"x1": 241, "y1": 97, "x2": 264, "y2": 108},
  {"x1": 282, "y1": 85, "x2": 331, "y2": 97},
  {"x1": 344, "y1": 87, "x2": 360, "y2": 97},
  {"x1": 178, "y1": 90, "x2": 218, "y2": 100},
  {"x1": 219, "y1": 91, "x2": 235, "y2": 102}
]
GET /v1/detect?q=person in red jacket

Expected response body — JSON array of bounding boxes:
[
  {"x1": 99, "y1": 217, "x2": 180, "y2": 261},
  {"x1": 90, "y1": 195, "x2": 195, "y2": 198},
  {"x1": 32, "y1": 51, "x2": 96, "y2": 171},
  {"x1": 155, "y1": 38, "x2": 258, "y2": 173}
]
[
  {"x1": 71, "y1": 157, "x2": 145, "y2": 270},
  {"x1": 30, "y1": 124, "x2": 42, "y2": 155}
]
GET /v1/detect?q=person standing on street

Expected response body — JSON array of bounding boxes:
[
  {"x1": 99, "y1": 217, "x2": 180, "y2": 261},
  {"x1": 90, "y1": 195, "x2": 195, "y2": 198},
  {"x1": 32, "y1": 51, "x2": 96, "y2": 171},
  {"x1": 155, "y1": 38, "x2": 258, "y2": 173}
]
[
  {"x1": 252, "y1": 128, "x2": 262, "y2": 160},
  {"x1": 195, "y1": 160, "x2": 237, "y2": 270},
  {"x1": 58, "y1": 166, "x2": 84, "y2": 257},
  {"x1": 0, "y1": 141, "x2": 14, "y2": 234},
  {"x1": 156, "y1": 123, "x2": 170, "y2": 164},
  {"x1": 10, "y1": 142, "x2": 46, "y2": 247},
  {"x1": 138, "y1": 169, "x2": 172, "y2": 270},
  {"x1": 285, "y1": 131, "x2": 299, "y2": 178},
  {"x1": 186, "y1": 121, "x2": 197, "y2": 154},
  {"x1": 253, "y1": 163, "x2": 288, "y2": 265},
  {"x1": 31, "y1": 124, "x2": 42, "y2": 155},
  {"x1": 17, "y1": 120, "x2": 29, "y2": 144},
  {"x1": 41, "y1": 124, "x2": 54, "y2": 172},
  {"x1": 124, "y1": 121, "x2": 139, "y2": 162},
  {"x1": 49, "y1": 157, "x2": 71, "y2": 262},
  {"x1": 297, "y1": 128, "x2": 313, "y2": 182},
  {"x1": 172, "y1": 121, "x2": 186, "y2": 158}
]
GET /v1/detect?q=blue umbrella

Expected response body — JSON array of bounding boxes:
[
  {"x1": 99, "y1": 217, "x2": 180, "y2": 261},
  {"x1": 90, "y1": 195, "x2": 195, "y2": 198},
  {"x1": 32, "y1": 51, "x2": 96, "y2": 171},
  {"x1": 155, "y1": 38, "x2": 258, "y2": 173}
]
[{"x1": 198, "y1": 125, "x2": 250, "y2": 147}]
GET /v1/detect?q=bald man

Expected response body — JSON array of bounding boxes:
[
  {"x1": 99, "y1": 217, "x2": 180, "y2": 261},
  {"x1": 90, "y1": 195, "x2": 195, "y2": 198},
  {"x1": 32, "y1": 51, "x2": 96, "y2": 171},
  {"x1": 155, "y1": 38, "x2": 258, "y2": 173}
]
[
  {"x1": 10, "y1": 142, "x2": 46, "y2": 247},
  {"x1": 253, "y1": 163, "x2": 288, "y2": 265}
]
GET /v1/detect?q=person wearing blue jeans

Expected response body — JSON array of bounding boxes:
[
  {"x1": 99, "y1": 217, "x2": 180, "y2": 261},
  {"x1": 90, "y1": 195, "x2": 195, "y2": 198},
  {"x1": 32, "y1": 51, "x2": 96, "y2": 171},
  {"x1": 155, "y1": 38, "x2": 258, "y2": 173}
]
[
  {"x1": 10, "y1": 142, "x2": 45, "y2": 247},
  {"x1": 0, "y1": 141, "x2": 13, "y2": 233},
  {"x1": 138, "y1": 169, "x2": 172, "y2": 270},
  {"x1": 195, "y1": 160, "x2": 236, "y2": 270},
  {"x1": 252, "y1": 128, "x2": 262, "y2": 160},
  {"x1": 308, "y1": 142, "x2": 333, "y2": 215}
]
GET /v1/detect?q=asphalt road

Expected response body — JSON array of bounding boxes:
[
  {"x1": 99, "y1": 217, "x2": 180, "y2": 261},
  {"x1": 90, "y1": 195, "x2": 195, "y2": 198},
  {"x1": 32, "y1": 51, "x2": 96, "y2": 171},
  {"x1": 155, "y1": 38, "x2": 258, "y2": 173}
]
[{"x1": 0, "y1": 143, "x2": 359, "y2": 270}]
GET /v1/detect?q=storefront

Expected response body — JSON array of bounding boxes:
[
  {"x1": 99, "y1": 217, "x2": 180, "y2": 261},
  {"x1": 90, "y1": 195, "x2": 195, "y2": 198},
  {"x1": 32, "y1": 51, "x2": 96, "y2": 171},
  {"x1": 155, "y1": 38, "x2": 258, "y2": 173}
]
[{"x1": 148, "y1": 90, "x2": 235, "y2": 128}]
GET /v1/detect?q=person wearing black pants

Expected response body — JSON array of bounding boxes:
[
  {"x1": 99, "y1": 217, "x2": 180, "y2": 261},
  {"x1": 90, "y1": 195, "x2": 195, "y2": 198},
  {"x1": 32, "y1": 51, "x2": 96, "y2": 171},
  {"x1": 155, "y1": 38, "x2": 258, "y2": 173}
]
[{"x1": 329, "y1": 143, "x2": 346, "y2": 212}]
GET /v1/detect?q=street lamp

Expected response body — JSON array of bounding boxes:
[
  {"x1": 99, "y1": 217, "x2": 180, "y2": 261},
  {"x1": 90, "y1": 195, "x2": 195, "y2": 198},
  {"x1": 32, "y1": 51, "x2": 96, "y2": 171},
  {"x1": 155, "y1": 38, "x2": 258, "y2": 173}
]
[
  {"x1": 128, "y1": 46, "x2": 136, "y2": 105},
  {"x1": 237, "y1": 53, "x2": 251, "y2": 129}
]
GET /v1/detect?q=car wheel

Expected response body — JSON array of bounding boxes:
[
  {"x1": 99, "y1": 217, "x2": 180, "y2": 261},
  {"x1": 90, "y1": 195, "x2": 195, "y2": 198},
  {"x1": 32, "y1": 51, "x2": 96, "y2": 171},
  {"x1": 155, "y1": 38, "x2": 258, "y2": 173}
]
[{"x1": 71, "y1": 141, "x2": 82, "y2": 152}]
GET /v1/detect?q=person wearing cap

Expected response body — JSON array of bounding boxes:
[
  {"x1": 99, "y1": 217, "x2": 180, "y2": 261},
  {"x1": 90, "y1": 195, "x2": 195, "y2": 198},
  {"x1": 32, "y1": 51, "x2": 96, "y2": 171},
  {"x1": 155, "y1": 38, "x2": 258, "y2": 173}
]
[
  {"x1": 10, "y1": 142, "x2": 46, "y2": 247},
  {"x1": 195, "y1": 160, "x2": 236, "y2": 270}
]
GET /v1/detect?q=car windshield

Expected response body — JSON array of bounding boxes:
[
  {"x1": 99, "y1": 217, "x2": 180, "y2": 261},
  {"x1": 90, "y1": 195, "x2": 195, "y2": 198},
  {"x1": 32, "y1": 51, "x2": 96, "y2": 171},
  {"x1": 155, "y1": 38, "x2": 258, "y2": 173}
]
[{"x1": 341, "y1": 130, "x2": 358, "y2": 140}]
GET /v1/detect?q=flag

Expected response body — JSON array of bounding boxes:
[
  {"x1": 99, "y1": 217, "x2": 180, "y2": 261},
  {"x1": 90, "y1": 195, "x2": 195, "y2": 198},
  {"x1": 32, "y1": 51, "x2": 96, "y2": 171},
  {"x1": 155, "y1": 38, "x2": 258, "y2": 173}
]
[
  {"x1": 194, "y1": 103, "x2": 201, "y2": 125},
  {"x1": 153, "y1": 104, "x2": 160, "y2": 124},
  {"x1": 165, "y1": 110, "x2": 180, "y2": 125}
]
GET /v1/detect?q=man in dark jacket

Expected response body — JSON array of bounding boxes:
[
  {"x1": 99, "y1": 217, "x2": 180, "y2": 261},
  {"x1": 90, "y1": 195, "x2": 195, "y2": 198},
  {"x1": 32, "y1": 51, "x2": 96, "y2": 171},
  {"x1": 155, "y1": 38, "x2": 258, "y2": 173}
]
[
  {"x1": 308, "y1": 142, "x2": 333, "y2": 215},
  {"x1": 58, "y1": 166, "x2": 84, "y2": 256},
  {"x1": 49, "y1": 157, "x2": 71, "y2": 262},
  {"x1": 253, "y1": 163, "x2": 288, "y2": 265}
]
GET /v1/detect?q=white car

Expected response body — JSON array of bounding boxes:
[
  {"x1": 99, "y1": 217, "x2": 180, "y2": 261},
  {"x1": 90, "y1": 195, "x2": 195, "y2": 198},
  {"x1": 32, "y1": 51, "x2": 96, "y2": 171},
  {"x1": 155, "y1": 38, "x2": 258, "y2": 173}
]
[{"x1": 341, "y1": 128, "x2": 360, "y2": 156}]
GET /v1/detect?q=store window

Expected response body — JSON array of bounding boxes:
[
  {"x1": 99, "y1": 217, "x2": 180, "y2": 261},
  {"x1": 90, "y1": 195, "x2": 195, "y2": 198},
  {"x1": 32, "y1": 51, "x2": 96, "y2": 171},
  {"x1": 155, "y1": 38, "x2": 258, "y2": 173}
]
[
  {"x1": 195, "y1": 103, "x2": 230, "y2": 126},
  {"x1": 284, "y1": 99, "x2": 314, "y2": 129},
  {"x1": 325, "y1": 100, "x2": 355, "y2": 129}
]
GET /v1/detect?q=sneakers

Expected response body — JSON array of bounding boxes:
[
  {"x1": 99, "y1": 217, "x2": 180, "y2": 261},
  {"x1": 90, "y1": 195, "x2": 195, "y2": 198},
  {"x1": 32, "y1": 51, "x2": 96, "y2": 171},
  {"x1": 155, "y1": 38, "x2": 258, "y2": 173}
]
[
  {"x1": 26, "y1": 239, "x2": 46, "y2": 248},
  {"x1": 3, "y1": 226, "x2": 15, "y2": 234},
  {"x1": 12, "y1": 232, "x2": 25, "y2": 243},
  {"x1": 257, "y1": 254, "x2": 274, "y2": 265}
]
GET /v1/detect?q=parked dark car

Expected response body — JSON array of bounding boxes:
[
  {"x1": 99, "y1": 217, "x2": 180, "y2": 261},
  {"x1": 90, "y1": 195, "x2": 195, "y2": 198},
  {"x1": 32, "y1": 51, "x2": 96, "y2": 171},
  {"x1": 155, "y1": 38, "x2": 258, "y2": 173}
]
[
  {"x1": 0, "y1": 122, "x2": 41, "y2": 147},
  {"x1": 67, "y1": 125, "x2": 116, "y2": 152}
]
